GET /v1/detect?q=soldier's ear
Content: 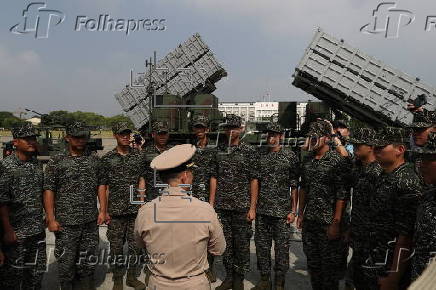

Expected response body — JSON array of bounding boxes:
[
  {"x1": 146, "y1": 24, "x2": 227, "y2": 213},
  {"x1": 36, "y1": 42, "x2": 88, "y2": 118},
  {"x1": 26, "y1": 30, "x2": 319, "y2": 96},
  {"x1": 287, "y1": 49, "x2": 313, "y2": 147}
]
[{"x1": 12, "y1": 139, "x2": 19, "y2": 147}]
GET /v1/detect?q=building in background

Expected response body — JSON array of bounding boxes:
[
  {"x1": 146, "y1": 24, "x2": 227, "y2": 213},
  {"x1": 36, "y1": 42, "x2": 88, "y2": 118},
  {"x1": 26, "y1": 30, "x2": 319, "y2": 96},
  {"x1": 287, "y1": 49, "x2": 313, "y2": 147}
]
[{"x1": 218, "y1": 101, "x2": 308, "y2": 130}]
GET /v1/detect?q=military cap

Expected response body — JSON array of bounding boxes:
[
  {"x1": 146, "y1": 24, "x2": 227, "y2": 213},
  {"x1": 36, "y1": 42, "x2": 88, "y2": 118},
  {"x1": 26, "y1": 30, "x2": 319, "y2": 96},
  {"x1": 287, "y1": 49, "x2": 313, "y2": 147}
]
[
  {"x1": 332, "y1": 119, "x2": 349, "y2": 129},
  {"x1": 66, "y1": 121, "x2": 90, "y2": 137},
  {"x1": 412, "y1": 132, "x2": 436, "y2": 155},
  {"x1": 11, "y1": 122, "x2": 40, "y2": 139},
  {"x1": 408, "y1": 111, "x2": 435, "y2": 128},
  {"x1": 222, "y1": 114, "x2": 242, "y2": 128},
  {"x1": 152, "y1": 121, "x2": 169, "y2": 133},
  {"x1": 306, "y1": 120, "x2": 331, "y2": 137},
  {"x1": 373, "y1": 127, "x2": 407, "y2": 146},
  {"x1": 264, "y1": 122, "x2": 284, "y2": 134},
  {"x1": 150, "y1": 144, "x2": 197, "y2": 171},
  {"x1": 349, "y1": 128, "x2": 377, "y2": 145},
  {"x1": 112, "y1": 121, "x2": 132, "y2": 134},
  {"x1": 192, "y1": 114, "x2": 209, "y2": 127}
]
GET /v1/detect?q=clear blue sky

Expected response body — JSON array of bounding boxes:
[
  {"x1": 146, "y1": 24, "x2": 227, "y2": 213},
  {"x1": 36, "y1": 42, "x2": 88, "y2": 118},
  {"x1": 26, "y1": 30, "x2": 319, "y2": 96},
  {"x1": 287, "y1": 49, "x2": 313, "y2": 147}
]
[{"x1": 1, "y1": 0, "x2": 435, "y2": 116}]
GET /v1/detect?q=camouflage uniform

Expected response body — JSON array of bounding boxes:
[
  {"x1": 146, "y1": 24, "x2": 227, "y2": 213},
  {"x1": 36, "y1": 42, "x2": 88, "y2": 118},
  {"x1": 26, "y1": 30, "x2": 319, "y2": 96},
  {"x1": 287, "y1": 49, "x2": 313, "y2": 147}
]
[
  {"x1": 190, "y1": 114, "x2": 214, "y2": 202},
  {"x1": 347, "y1": 128, "x2": 383, "y2": 290},
  {"x1": 211, "y1": 115, "x2": 260, "y2": 277},
  {"x1": 0, "y1": 123, "x2": 46, "y2": 290},
  {"x1": 141, "y1": 121, "x2": 171, "y2": 201},
  {"x1": 300, "y1": 121, "x2": 350, "y2": 290},
  {"x1": 364, "y1": 128, "x2": 423, "y2": 289},
  {"x1": 44, "y1": 122, "x2": 100, "y2": 286},
  {"x1": 411, "y1": 133, "x2": 436, "y2": 281},
  {"x1": 407, "y1": 110, "x2": 436, "y2": 170},
  {"x1": 255, "y1": 122, "x2": 299, "y2": 280},
  {"x1": 99, "y1": 122, "x2": 147, "y2": 280}
]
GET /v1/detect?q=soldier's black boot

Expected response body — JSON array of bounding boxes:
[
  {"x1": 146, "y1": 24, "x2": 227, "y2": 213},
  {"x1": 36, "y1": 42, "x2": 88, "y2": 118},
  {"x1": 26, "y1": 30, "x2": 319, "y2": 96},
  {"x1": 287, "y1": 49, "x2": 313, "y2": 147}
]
[
  {"x1": 81, "y1": 276, "x2": 96, "y2": 290},
  {"x1": 232, "y1": 271, "x2": 244, "y2": 290},
  {"x1": 251, "y1": 274, "x2": 272, "y2": 290},
  {"x1": 206, "y1": 255, "x2": 217, "y2": 282},
  {"x1": 215, "y1": 274, "x2": 233, "y2": 290},
  {"x1": 273, "y1": 275, "x2": 285, "y2": 290},
  {"x1": 61, "y1": 282, "x2": 73, "y2": 290},
  {"x1": 126, "y1": 272, "x2": 146, "y2": 290}
]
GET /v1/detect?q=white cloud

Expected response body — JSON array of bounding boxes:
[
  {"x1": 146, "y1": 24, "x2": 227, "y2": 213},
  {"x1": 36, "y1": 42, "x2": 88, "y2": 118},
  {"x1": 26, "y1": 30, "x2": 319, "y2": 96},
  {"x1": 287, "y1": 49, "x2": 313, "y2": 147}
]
[{"x1": 0, "y1": 45, "x2": 41, "y2": 76}]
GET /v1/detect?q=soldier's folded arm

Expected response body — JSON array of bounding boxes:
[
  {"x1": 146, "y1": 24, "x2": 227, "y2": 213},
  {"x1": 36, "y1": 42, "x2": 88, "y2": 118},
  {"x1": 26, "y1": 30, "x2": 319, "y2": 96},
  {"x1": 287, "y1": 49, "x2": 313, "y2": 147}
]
[
  {"x1": 43, "y1": 159, "x2": 62, "y2": 231},
  {"x1": 0, "y1": 168, "x2": 17, "y2": 244},
  {"x1": 208, "y1": 210, "x2": 226, "y2": 256}
]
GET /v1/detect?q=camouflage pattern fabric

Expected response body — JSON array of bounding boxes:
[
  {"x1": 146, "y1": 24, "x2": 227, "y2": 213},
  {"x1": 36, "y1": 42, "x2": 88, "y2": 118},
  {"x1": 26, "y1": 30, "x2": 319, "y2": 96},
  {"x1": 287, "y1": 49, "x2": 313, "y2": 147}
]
[
  {"x1": 11, "y1": 122, "x2": 40, "y2": 139},
  {"x1": 99, "y1": 148, "x2": 145, "y2": 216},
  {"x1": 141, "y1": 144, "x2": 170, "y2": 201},
  {"x1": 112, "y1": 121, "x2": 132, "y2": 134},
  {"x1": 211, "y1": 141, "x2": 260, "y2": 212},
  {"x1": 107, "y1": 215, "x2": 145, "y2": 278},
  {"x1": 191, "y1": 114, "x2": 209, "y2": 127},
  {"x1": 257, "y1": 146, "x2": 299, "y2": 218},
  {"x1": 255, "y1": 214, "x2": 292, "y2": 276},
  {"x1": 66, "y1": 121, "x2": 90, "y2": 137},
  {"x1": 0, "y1": 231, "x2": 46, "y2": 290},
  {"x1": 0, "y1": 154, "x2": 45, "y2": 239},
  {"x1": 347, "y1": 160, "x2": 383, "y2": 290},
  {"x1": 54, "y1": 221, "x2": 99, "y2": 283},
  {"x1": 408, "y1": 110, "x2": 436, "y2": 128},
  {"x1": 151, "y1": 121, "x2": 169, "y2": 133},
  {"x1": 365, "y1": 162, "x2": 422, "y2": 279},
  {"x1": 216, "y1": 209, "x2": 252, "y2": 275},
  {"x1": 43, "y1": 151, "x2": 100, "y2": 226},
  {"x1": 300, "y1": 150, "x2": 351, "y2": 224},
  {"x1": 373, "y1": 127, "x2": 408, "y2": 147},
  {"x1": 264, "y1": 122, "x2": 283, "y2": 134},
  {"x1": 222, "y1": 114, "x2": 242, "y2": 128},
  {"x1": 302, "y1": 220, "x2": 347, "y2": 290},
  {"x1": 412, "y1": 186, "x2": 436, "y2": 281},
  {"x1": 190, "y1": 143, "x2": 215, "y2": 202}
]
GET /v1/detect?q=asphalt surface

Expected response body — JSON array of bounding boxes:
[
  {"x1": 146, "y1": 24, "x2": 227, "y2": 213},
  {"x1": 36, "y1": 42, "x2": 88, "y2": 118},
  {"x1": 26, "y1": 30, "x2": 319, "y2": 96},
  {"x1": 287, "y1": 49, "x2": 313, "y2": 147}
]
[{"x1": 41, "y1": 226, "x2": 313, "y2": 290}]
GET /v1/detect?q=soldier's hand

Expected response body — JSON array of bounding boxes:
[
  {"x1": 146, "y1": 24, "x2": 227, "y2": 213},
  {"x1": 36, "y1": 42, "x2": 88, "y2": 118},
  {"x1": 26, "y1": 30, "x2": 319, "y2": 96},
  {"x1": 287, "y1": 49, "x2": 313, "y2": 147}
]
[
  {"x1": 378, "y1": 275, "x2": 399, "y2": 290},
  {"x1": 0, "y1": 250, "x2": 4, "y2": 265},
  {"x1": 327, "y1": 222, "x2": 340, "y2": 240},
  {"x1": 3, "y1": 229, "x2": 17, "y2": 245},
  {"x1": 407, "y1": 103, "x2": 424, "y2": 113},
  {"x1": 246, "y1": 208, "x2": 256, "y2": 222},
  {"x1": 286, "y1": 213, "x2": 296, "y2": 224},
  {"x1": 296, "y1": 215, "x2": 303, "y2": 229},
  {"x1": 105, "y1": 213, "x2": 112, "y2": 225},
  {"x1": 97, "y1": 212, "x2": 107, "y2": 225},
  {"x1": 47, "y1": 220, "x2": 62, "y2": 232}
]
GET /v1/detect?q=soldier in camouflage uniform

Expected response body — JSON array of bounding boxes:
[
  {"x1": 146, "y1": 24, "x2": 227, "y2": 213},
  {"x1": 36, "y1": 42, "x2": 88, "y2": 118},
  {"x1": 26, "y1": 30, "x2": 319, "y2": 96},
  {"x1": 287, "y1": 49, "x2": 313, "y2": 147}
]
[
  {"x1": 297, "y1": 120, "x2": 350, "y2": 290},
  {"x1": 141, "y1": 121, "x2": 171, "y2": 202},
  {"x1": 43, "y1": 122, "x2": 105, "y2": 290},
  {"x1": 252, "y1": 122, "x2": 299, "y2": 290},
  {"x1": 408, "y1": 110, "x2": 436, "y2": 147},
  {"x1": 99, "y1": 122, "x2": 146, "y2": 290},
  {"x1": 346, "y1": 128, "x2": 383, "y2": 290},
  {"x1": 190, "y1": 114, "x2": 218, "y2": 282},
  {"x1": 0, "y1": 123, "x2": 46, "y2": 290},
  {"x1": 210, "y1": 114, "x2": 260, "y2": 290},
  {"x1": 364, "y1": 127, "x2": 423, "y2": 290},
  {"x1": 411, "y1": 132, "x2": 436, "y2": 281}
]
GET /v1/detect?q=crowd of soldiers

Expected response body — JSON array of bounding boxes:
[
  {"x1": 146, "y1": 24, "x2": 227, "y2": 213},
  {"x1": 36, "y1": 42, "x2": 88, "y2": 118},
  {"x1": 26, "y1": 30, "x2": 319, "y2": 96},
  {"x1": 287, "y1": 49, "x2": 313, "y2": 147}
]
[{"x1": 0, "y1": 105, "x2": 435, "y2": 290}]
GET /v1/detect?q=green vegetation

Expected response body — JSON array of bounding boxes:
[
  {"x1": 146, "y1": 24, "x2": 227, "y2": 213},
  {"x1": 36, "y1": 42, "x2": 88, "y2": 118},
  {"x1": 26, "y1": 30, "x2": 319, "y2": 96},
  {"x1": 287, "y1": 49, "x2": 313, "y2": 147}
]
[{"x1": 0, "y1": 111, "x2": 133, "y2": 129}]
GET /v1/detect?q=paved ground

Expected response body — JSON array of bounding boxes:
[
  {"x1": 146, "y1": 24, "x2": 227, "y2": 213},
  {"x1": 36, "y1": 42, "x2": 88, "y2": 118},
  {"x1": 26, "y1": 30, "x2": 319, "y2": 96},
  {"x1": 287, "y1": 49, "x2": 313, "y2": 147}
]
[{"x1": 41, "y1": 225, "x2": 313, "y2": 290}]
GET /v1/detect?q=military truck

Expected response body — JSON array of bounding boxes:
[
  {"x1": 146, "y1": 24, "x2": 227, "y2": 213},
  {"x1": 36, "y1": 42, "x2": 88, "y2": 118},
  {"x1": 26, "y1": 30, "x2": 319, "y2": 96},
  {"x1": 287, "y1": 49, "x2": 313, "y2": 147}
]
[
  {"x1": 292, "y1": 28, "x2": 436, "y2": 128},
  {"x1": 115, "y1": 33, "x2": 227, "y2": 144}
]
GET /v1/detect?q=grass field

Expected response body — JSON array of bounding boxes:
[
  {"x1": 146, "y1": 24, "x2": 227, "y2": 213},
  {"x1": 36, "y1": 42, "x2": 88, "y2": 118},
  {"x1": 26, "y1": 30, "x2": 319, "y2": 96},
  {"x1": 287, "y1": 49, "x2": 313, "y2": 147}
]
[{"x1": 0, "y1": 130, "x2": 115, "y2": 138}]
